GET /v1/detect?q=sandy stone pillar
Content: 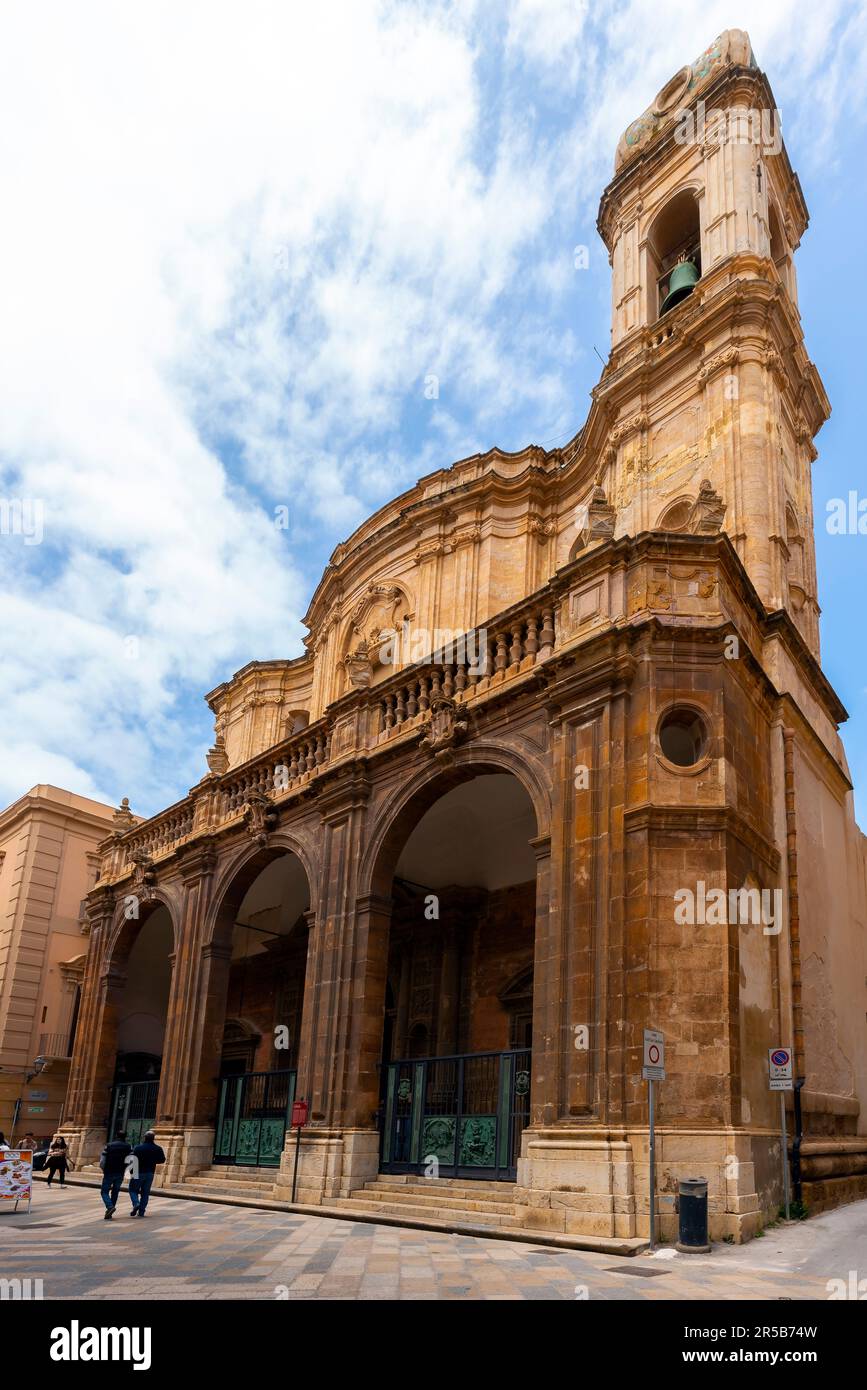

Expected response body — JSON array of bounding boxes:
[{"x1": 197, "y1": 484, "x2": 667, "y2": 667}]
[
  {"x1": 277, "y1": 773, "x2": 381, "y2": 1202},
  {"x1": 152, "y1": 842, "x2": 222, "y2": 1183}
]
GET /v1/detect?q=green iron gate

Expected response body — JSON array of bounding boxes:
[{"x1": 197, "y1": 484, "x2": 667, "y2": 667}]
[
  {"x1": 108, "y1": 1080, "x2": 159, "y2": 1147},
  {"x1": 380, "y1": 1049, "x2": 531, "y2": 1181},
  {"x1": 213, "y1": 1069, "x2": 296, "y2": 1167}
]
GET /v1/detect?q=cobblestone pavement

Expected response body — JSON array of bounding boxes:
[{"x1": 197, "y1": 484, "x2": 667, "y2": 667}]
[{"x1": 3, "y1": 1186, "x2": 865, "y2": 1300}]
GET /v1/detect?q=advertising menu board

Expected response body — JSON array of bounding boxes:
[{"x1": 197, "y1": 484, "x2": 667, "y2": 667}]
[{"x1": 0, "y1": 1149, "x2": 33, "y2": 1212}]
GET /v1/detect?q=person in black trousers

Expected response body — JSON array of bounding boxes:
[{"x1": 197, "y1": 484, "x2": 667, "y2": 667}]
[
  {"x1": 45, "y1": 1135, "x2": 71, "y2": 1187},
  {"x1": 99, "y1": 1131, "x2": 132, "y2": 1218},
  {"x1": 128, "y1": 1131, "x2": 166, "y2": 1216}
]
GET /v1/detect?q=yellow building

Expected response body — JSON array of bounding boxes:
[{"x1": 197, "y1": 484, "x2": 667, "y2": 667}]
[{"x1": 0, "y1": 785, "x2": 116, "y2": 1142}]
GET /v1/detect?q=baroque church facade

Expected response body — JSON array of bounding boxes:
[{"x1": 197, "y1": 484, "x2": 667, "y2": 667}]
[{"x1": 61, "y1": 31, "x2": 867, "y2": 1241}]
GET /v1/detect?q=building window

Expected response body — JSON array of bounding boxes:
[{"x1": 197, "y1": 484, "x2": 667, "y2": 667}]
[{"x1": 658, "y1": 707, "x2": 708, "y2": 767}]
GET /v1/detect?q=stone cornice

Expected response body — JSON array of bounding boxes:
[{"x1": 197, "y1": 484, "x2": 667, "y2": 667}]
[{"x1": 624, "y1": 802, "x2": 781, "y2": 872}]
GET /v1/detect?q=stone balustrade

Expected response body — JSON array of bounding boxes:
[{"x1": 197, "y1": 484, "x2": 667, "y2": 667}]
[
  {"x1": 98, "y1": 597, "x2": 558, "y2": 884},
  {"x1": 377, "y1": 603, "x2": 556, "y2": 736}
]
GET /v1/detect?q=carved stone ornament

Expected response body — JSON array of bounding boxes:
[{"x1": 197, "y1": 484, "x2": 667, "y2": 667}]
[
  {"x1": 242, "y1": 791, "x2": 278, "y2": 845},
  {"x1": 206, "y1": 732, "x2": 229, "y2": 775},
  {"x1": 581, "y1": 486, "x2": 617, "y2": 546},
  {"x1": 688, "y1": 479, "x2": 726, "y2": 533},
  {"x1": 344, "y1": 645, "x2": 374, "y2": 690},
  {"x1": 112, "y1": 797, "x2": 136, "y2": 832},
  {"x1": 698, "y1": 345, "x2": 739, "y2": 384},
  {"x1": 344, "y1": 581, "x2": 413, "y2": 687},
  {"x1": 419, "y1": 696, "x2": 469, "y2": 762},
  {"x1": 129, "y1": 849, "x2": 156, "y2": 900}
]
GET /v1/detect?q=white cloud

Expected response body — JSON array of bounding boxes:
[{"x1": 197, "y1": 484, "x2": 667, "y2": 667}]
[{"x1": 0, "y1": 0, "x2": 864, "y2": 815}]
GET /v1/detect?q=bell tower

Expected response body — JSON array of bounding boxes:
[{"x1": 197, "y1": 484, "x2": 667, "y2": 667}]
[{"x1": 595, "y1": 29, "x2": 828, "y2": 656}]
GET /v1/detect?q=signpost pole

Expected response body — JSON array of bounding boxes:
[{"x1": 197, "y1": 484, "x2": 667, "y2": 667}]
[
  {"x1": 291, "y1": 1122, "x2": 301, "y2": 1203},
  {"x1": 768, "y1": 1048, "x2": 793, "y2": 1219},
  {"x1": 648, "y1": 1077, "x2": 656, "y2": 1251},
  {"x1": 289, "y1": 1097, "x2": 309, "y2": 1203},
  {"x1": 780, "y1": 1093, "x2": 790, "y2": 1220}
]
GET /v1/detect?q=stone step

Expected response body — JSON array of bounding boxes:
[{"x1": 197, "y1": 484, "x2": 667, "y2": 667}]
[
  {"x1": 195, "y1": 1166, "x2": 279, "y2": 1179},
  {"x1": 371, "y1": 1173, "x2": 511, "y2": 1193},
  {"x1": 357, "y1": 1185, "x2": 515, "y2": 1215},
  {"x1": 330, "y1": 1196, "x2": 518, "y2": 1227},
  {"x1": 183, "y1": 1178, "x2": 278, "y2": 1199},
  {"x1": 367, "y1": 1178, "x2": 517, "y2": 1203}
]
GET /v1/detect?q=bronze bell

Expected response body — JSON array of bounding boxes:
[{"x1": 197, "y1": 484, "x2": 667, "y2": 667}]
[{"x1": 660, "y1": 256, "x2": 699, "y2": 314}]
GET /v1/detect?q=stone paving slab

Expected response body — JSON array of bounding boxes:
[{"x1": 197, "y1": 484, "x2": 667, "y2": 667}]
[
  {"x1": 31, "y1": 1170, "x2": 646, "y2": 1257},
  {"x1": 4, "y1": 1184, "x2": 863, "y2": 1301}
]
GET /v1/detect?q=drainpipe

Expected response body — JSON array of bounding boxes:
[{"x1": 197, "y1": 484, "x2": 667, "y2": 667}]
[{"x1": 783, "y1": 728, "x2": 804, "y2": 1201}]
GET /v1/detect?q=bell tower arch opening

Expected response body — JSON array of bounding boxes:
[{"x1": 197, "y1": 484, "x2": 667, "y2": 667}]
[{"x1": 647, "y1": 188, "x2": 702, "y2": 321}]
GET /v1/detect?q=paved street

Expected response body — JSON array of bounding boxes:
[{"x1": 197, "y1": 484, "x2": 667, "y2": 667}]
[{"x1": 3, "y1": 1185, "x2": 866, "y2": 1300}]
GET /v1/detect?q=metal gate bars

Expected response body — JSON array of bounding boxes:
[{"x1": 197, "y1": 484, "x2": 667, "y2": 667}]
[
  {"x1": 108, "y1": 1080, "x2": 160, "y2": 1147},
  {"x1": 212, "y1": 1069, "x2": 296, "y2": 1167},
  {"x1": 380, "y1": 1049, "x2": 531, "y2": 1181}
]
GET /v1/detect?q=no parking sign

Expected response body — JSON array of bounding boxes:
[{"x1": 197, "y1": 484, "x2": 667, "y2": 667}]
[
  {"x1": 768, "y1": 1047, "x2": 793, "y2": 1091},
  {"x1": 642, "y1": 1028, "x2": 665, "y2": 1081}
]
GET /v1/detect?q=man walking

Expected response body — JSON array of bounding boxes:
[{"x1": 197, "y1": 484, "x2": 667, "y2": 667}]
[
  {"x1": 99, "y1": 1130, "x2": 132, "y2": 1219},
  {"x1": 128, "y1": 1130, "x2": 165, "y2": 1217}
]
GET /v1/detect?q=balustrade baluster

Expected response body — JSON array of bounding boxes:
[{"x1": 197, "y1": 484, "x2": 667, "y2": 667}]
[
  {"x1": 525, "y1": 615, "x2": 539, "y2": 660},
  {"x1": 539, "y1": 607, "x2": 555, "y2": 659}
]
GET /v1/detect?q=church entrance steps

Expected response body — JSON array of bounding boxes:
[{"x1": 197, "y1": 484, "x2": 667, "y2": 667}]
[
  {"x1": 347, "y1": 1178, "x2": 518, "y2": 1215},
  {"x1": 180, "y1": 1167, "x2": 280, "y2": 1199},
  {"x1": 329, "y1": 1174, "x2": 521, "y2": 1224},
  {"x1": 329, "y1": 1198, "x2": 518, "y2": 1226},
  {"x1": 372, "y1": 1175, "x2": 512, "y2": 1197}
]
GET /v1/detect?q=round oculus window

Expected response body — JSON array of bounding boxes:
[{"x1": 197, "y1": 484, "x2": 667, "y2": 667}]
[{"x1": 658, "y1": 708, "x2": 708, "y2": 767}]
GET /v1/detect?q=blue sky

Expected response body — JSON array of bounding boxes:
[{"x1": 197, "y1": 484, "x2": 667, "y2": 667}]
[{"x1": 1, "y1": 0, "x2": 865, "y2": 823}]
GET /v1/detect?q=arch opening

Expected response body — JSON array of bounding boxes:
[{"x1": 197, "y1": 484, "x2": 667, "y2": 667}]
[
  {"x1": 107, "y1": 903, "x2": 175, "y2": 1146},
  {"x1": 375, "y1": 771, "x2": 538, "y2": 1182},
  {"x1": 209, "y1": 849, "x2": 312, "y2": 1167},
  {"x1": 647, "y1": 189, "x2": 702, "y2": 319}
]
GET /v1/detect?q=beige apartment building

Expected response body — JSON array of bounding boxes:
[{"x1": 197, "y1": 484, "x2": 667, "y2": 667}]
[{"x1": 0, "y1": 785, "x2": 116, "y2": 1142}]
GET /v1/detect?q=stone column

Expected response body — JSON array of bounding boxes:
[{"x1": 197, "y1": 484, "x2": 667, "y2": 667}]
[
  {"x1": 275, "y1": 772, "x2": 382, "y2": 1203},
  {"x1": 153, "y1": 841, "x2": 224, "y2": 1184},
  {"x1": 59, "y1": 890, "x2": 120, "y2": 1166}
]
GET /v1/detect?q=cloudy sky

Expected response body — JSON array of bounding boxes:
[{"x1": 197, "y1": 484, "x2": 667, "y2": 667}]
[{"x1": 1, "y1": 0, "x2": 866, "y2": 821}]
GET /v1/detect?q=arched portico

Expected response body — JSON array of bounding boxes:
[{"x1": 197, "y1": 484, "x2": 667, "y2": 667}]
[
  {"x1": 179, "y1": 838, "x2": 315, "y2": 1170},
  {"x1": 61, "y1": 890, "x2": 180, "y2": 1163},
  {"x1": 333, "y1": 749, "x2": 553, "y2": 1189}
]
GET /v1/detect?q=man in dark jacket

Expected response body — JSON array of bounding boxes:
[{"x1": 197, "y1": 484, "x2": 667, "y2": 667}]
[
  {"x1": 99, "y1": 1131, "x2": 132, "y2": 1219},
  {"x1": 128, "y1": 1131, "x2": 165, "y2": 1216}
]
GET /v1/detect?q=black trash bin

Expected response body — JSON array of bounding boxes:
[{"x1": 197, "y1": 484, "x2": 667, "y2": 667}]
[{"x1": 676, "y1": 1177, "x2": 710, "y2": 1252}]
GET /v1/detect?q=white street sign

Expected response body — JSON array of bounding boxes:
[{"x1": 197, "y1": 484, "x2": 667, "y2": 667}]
[
  {"x1": 769, "y1": 1046, "x2": 793, "y2": 1091},
  {"x1": 643, "y1": 1028, "x2": 665, "y2": 1081}
]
